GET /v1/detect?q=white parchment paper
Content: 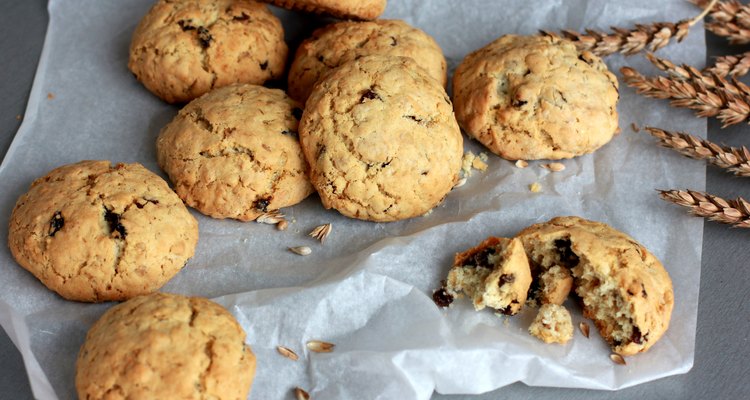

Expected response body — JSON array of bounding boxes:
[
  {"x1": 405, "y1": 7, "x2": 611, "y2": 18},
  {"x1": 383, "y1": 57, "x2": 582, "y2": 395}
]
[{"x1": 0, "y1": 0, "x2": 706, "y2": 399}]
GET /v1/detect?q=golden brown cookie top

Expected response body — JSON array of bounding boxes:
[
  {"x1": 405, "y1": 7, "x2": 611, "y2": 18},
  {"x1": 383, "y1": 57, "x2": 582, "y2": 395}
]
[
  {"x1": 8, "y1": 161, "x2": 198, "y2": 302},
  {"x1": 157, "y1": 84, "x2": 314, "y2": 221},
  {"x1": 259, "y1": 0, "x2": 386, "y2": 20},
  {"x1": 76, "y1": 293, "x2": 256, "y2": 399},
  {"x1": 288, "y1": 19, "x2": 446, "y2": 102},
  {"x1": 299, "y1": 55, "x2": 463, "y2": 222},
  {"x1": 128, "y1": 0, "x2": 287, "y2": 103},
  {"x1": 452, "y1": 34, "x2": 619, "y2": 160},
  {"x1": 516, "y1": 216, "x2": 673, "y2": 355}
]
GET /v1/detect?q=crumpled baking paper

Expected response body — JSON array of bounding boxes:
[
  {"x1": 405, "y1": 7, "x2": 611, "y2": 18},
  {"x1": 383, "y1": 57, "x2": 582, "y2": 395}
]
[{"x1": 0, "y1": 0, "x2": 706, "y2": 399}]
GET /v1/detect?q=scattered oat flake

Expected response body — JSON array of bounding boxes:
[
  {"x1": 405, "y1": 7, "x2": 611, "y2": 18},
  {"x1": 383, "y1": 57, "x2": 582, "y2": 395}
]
[
  {"x1": 453, "y1": 177, "x2": 467, "y2": 188},
  {"x1": 47, "y1": 92, "x2": 55, "y2": 100},
  {"x1": 579, "y1": 322, "x2": 590, "y2": 338},
  {"x1": 631, "y1": 122, "x2": 640, "y2": 132},
  {"x1": 515, "y1": 160, "x2": 528, "y2": 169},
  {"x1": 529, "y1": 182, "x2": 541, "y2": 193},
  {"x1": 276, "y1": 220, "x2": 288, "y2": 231},
  {"x1": 289, "y1": 246, "x2": 311, "y2": 256},
  {"x1": 542, "y1": 162, "x2": 565, "y2": 172},
  {"x1": 472, "y1": 157, "x2": 488, "y2": 171},
  {"x1": 309, "y1": 223, "x2": 331, "y2": 243},
  {"x1": 276, "y1": 346, "x2": 299, "y2": 361},
  {"x1": 294, "y1": 387, "x2": 310, "y2": 400},
  {"x1": 306, "y1": 340, "x2": 334, "y2": 353},
  {"x1": 256, "y1": 210, "x2": 285, "y2": 225},
  {"x1": 610, "y1": 353, "x2": 626, "y2": 365}
]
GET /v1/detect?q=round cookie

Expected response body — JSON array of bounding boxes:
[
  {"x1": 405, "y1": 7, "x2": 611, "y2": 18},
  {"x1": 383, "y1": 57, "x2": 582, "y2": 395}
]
[
  {"x1": 259, "y1": 0, "x2": 386, "y2": 20},
  {"x1": 129, "y1": 0, "x2": 287, "y2": 104},
  {"x1": 76, "y1": 293, "x2": 256, "y2": 399},
  {"x1": 516, "y1": 216, "x2": 674, "y2": 355},
  {"x1": 157, "y1": 84, "x2": 314, "y2": 221},
  {"x1": 437, "y1": 237, "x2": 532, "y2": 316},
  {"x1": 288, "y1": 19, "x2": 446, "y2": 103},
  {"x1": 452, "y1": 34, "x2": 620, "y2": 160},
  {"x1": 299, "y1": 55, "x2": 463, "y2": 222},
  {"x1": 8, "y1": 161, "x2": 199, "y2": 302}
]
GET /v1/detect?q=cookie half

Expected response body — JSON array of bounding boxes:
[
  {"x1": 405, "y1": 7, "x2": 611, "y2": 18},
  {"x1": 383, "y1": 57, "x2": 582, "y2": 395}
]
[
  {"x1": 157, "y1": 84, "x2": 314, "y2": 221},
  {"x1": 453, "y1": 35, "x2": 619, "y2": 160},
  {"x1": 76, "y1": 293, "x2": 256, "y2": 399},
  {"x1": 299, "y1": 55, "x2": 463, "y2": 222},
  {"x1": 516, "y1": 216, "x2": 674, "y2": 355},
  {"x1": 439, "y1": 237, "x2": 532, "y2": 315},
  {"x1": 259, "y1": 0, "x2": 386, "y2": 20},
  {"x1": 129, "y1": 0, "x2": 287, "y2": 103},
  {"x1": 8, "y1": 161, "x2": 198, "y2": 302},
  {"x1": 288, "y1": 19, "x2": 446, "y2": 103}
]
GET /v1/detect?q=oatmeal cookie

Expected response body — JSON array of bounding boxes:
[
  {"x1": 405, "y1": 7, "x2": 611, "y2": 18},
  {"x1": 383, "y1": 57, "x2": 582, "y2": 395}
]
[
  {"x1": 288, "y1": 19, "x2": 446, "y2": 102},
  {"x1": 129, "y1": 0, "x2": 287, "y2": 103},
  {"x1": 452, "y1": 34, "x2": 619, "y2": 160},
  {"x1": 516, "y1": 216, "x2": 673, "y2": 355},
  {"x1": 157, "y1": 84, "x2": 314, "y2": 221},
  {"x1": 299, "y1": 55, "x2": 463, "y2": 222},
  {"x1": 258, "y1": 0, "x2": 386, "y2": 20},
  {"x1": 8, "y1": 161, "x2": 198, "y2": 302},
  {"x1": 76, "y1": 293, "x2": 255, "y2": 399},
  {"x1": 437, "y1": 237, "x2": 532, "y2": 316}
]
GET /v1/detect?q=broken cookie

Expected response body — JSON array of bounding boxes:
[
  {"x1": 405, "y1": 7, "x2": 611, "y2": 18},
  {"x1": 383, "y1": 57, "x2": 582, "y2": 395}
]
[
  {"x1": 529, "y1": 304, "x2": 574, "y2": 344},
  {"x1": 436, "y1": 237, "x2": 532, "y2": 316}
]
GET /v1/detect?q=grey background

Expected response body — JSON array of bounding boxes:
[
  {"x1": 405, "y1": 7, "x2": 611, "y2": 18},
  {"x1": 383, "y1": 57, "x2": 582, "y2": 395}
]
[{"x1": 1, "y1": 1, "x2": 748, "y2": 399}]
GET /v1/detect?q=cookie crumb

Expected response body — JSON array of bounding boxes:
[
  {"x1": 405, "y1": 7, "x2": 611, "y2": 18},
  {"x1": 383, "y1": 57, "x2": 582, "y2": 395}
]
[
  {"x1": 631, "y1": 122, "x2": 640, "y2": 132},
  {"x1": 15, "y1": 114, "x2": 22, "y2": 121},
  {"x1": 472, "y1": 157, "x2": 488, "y2": 171},
  {"x1": 461, "y1": 151, "x2": 476, "y2": 177},
  {"x1": 528, "y1": 304, "x2": 573, "y2": 344},
  {"x1": 47, "y1": 92, "x2": 55, "y2": 100},
  {"x1": 422, "y1": 208, "x2": 434, "y2": 217},
  {"x1": 515, "y1": 160, "x2": 528, "y2": 169},
  {"x1": 529, "y1": 182, "x2": 541, "y2": 193}
]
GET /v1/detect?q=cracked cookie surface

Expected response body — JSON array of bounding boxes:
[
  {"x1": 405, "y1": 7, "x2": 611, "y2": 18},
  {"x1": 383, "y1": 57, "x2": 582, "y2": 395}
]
[
  {"x1": 288, "y1": 19, "x2": 446, "y2": 103},
  {"x1": 258, "y1": 0, "x2": 386, "y2": 20},
  {"x1": 8, "y1": 161, "x2": 199, "y2": 302},
  {"x1": 452, "y1": 35, "x2": 619, "y2": 160},
  {"x1": 157, "y1": 84, "x2": 314, "y2": 221},
  {"x1": 76, "y1": 292, "x2": 256, "y2": 400},
  {"x1": 516, "y1": 216, "x2": 673, "y2": 355},
  {"x1": 299, "y1": 55, "x2": 463, "y2": 222},
  {"x1": 128, "y1": 0, "x2": 287, "y2": 104}
]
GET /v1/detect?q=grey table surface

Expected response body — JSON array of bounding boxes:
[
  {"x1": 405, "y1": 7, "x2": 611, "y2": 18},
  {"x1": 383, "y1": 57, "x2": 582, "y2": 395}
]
[{"x1": 1, "y1": 1, "x2": 749, "y2": 399}]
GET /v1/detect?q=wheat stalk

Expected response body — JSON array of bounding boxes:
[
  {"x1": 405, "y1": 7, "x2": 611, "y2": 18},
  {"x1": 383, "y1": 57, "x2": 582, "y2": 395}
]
[
  {"x1": 620, "y1": 66, "x2": 750, "y2": 127},
  {"x1": 645, "y1": 127, "x2": 750, "y2": 176},
  {"x1": 707, "y1": 51, "x2": 750, "y2": 77},
  {"x1": 542, "y1": 0, "x2": 717, "y2": 56},
  {"x1": 691, "y1": 0, "x2": 750, "y2": 44},
  {"x1": 659, "y1": 189, "x2": 750, "y2": 228}
]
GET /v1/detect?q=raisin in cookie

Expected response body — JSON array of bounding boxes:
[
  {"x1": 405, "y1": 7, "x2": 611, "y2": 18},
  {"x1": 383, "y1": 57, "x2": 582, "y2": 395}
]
[
  {"x1": 157, "y1": 84, "x2": 314, "y2": 221},
  {"x1": 437, "y1": 237, "x2": 532, "y2": 316},
  {"x1": 129, "y1": 0, "x2": 287, "y2": 103},
  {"x1": 516, "y1": 216, "x2": 674, "y2": 355},
  {"x1": 8, "y1": 161, "x2": 198, "y2": 302},
  {"x1": 528, "y1": 303, "x2": 574, "y2": 344},
  {"x1": 258, "y1": 0, "x2": 386, "y2": 20},
  {"x1": 452, "y1": 35, "x2": 619, "y2": 160},
  {"x1": 76, "y1": 293, "x2": 256, "y2": 399},
  {"x1": 288, "y1": 19, "x2": 446, "y2": 103},
  {"x1": 299, "y1": 55, "x2": 463, "y2": 222}
]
